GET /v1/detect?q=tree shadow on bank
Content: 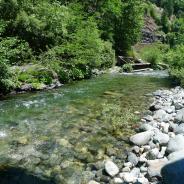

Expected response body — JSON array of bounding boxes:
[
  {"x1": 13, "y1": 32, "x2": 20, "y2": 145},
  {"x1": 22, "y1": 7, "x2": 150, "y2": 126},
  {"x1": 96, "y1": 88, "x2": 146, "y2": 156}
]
[
  {"x1": 161, "y1": 158, "x2": 184, "y2": 184},
  {"x1": 0, "y1": 167, "x2": 56, "y2": 184}
]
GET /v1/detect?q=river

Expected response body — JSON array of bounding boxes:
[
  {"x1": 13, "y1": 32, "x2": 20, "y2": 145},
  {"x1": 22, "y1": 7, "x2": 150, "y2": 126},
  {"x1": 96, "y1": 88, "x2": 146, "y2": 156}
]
[{"x1": 0, "y1": 72, "x2": 171, "y2": 184}]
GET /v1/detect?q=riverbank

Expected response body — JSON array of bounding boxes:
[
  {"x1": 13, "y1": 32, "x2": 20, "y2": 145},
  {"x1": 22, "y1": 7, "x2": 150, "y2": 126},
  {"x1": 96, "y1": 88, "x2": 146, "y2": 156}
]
[{"x1": 88, "y1": 86, "x2": 184, "y2": 184}]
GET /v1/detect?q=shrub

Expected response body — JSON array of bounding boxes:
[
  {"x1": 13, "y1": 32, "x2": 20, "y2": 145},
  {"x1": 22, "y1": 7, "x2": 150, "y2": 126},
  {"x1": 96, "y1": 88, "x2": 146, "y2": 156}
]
[
  {"x1": 122, "y1": 64, "x2": 133, "y2": 72},
  {"x1": 0, "y1": 59, "x2": 14, "y2": 94},
  {"x1": 0, "y1": 37, "x2": 32, "y2": 65}
]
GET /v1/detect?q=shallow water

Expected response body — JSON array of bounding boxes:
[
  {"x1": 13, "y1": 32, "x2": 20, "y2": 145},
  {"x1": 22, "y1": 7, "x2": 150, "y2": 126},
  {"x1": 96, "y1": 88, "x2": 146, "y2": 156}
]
[{"x1": 0, "y1": 73, "x2": 171, "y2": 183}]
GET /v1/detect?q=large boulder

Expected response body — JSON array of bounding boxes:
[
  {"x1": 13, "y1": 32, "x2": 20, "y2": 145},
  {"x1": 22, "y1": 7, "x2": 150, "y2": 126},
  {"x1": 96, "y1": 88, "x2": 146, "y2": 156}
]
[
  {"x1": 130, "y1": 131, "x2": 154, "y2": 146},
  {"x1": 175, "y1": 109, "x2": 184, "y2": 123},
  {"x1": 161, "y1": 159, "x2": 184, "y2": 184},
  {"x1": 105, "y1": 160, "x2": 119, "y2": 177},
  {"x1": 167, "y1": 134, "x2": 184, "y2": 153}
]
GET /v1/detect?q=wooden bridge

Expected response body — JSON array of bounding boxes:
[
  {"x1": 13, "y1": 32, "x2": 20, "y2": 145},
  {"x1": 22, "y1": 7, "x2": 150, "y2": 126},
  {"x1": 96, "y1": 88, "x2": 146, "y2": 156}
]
[{"x1": 117, "y1": 56, "x2": 151, "y2": 70}]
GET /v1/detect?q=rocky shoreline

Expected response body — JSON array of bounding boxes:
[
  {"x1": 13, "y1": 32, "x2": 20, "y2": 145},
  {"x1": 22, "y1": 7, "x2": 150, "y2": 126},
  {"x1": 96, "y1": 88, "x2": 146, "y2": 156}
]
[{"x1": 88, "y1": 86, "x2": 184, "y2": 184}]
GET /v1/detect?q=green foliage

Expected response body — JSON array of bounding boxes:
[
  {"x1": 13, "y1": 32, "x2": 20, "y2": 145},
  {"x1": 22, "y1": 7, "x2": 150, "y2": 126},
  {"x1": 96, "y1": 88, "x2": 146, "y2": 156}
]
[
  {"x1": 164, "y1": 45, "x2": 184, "y2": 86},
  {"x1": 140, "y1": 42, "x2": 169, "y2": 68},
  {"x1": 0, "y1": 37, "x2": 32, "y2": 65},
  {"x1": 122, "y1": 64, "x2": 133, "y2": 72},
  {"x1": 18, "y1": 65, "x2": 54, "y2": 85},
  {"x1": 0, "y1": 59, "x2": 14, "y2": 94}
]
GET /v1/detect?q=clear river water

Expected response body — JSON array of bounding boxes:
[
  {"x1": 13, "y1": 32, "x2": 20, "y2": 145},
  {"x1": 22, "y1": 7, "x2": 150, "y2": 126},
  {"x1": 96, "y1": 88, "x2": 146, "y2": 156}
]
[{"x1": 0, "y1": 72, "x2": 172, "y2": 184}]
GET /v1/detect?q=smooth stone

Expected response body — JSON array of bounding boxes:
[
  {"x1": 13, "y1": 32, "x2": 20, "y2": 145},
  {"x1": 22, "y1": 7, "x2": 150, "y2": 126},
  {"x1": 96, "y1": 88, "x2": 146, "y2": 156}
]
[
  {"x1": 114, "y1": 177, "x2": 123, "y2": 184},
  {"x1": 161, "y1": 159, "x2": 184, "y2": 184},
  {"x1": 139, "y1": 123, "x2": 155, "y2": 132},
  {"x1": 88, "y1": 180, "x2": 100, "y2": 184},
  {"x1": 160, "y1": 122, "x2": 170, "y2": 133},
  {"x1": 168, "y1": 149, "x2": 184, "y2": 162},
  {"x1": 167, "y1": 134, "x2": 184, "y2": 153},
  {"x1": 130, "y1": 131, "x2": 154, "y2": 146},
  {"x1": 131, "y1": 146, "x2": 140, "y2": 154},
  {"x1": 147, "y1": 158, "x2": 168, "y2": 178},
  {"x1": 137, "y1": 177, "x2": 149, "y2": 184},
  {"x1": 127, "y1": 152, "x2": 138, "y2": 166},
  {"x1": 140, "y1": 166, "x2": 148, "y2": 172},
  {"x1": 143, "y1": 115, "x2": 153, "y2": 122},
  {"x1": 120, "y1": 172, "x2": 137, "y2": 183},
  {"x1": 153, "y1": 109, "x2": 167, "y2": 121},
  {"x1": 122, "y1": 167, "x2": 131, "y2": 172},
  {"x1": 105, "y1": 160, "x2": 119, "y2": 177},
  {"x1": 175, "y1": 123, "x2": 184, "y2": 134},
  {"x1": 131, "y1": 168, "x2": 140, "y2": 178},
  {"x1": 147, "y1": 148, "x2": 159, "y2": 159},
  {"x1": 124, "y1": 162, "x2": 132, "y2": 168},
  {"x1": 153, "y1": 131, "x2": 170, "y2": 145},
  {"x1": 175, "y1": 108, "x2": 184, "y2": 123}
]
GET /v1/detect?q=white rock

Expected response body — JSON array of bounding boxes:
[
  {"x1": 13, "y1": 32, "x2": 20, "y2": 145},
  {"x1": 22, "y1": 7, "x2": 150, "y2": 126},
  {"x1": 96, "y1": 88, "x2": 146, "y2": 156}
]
[
  {"x1": 130, "y1": 131, "x2": 154, "y2": 146},
  {"x1": 105, "y1": 160, "x2": 119, "y2": 177},
  {"x1": 167, "y1": 134, "x2": 184, "y2": 153},
  {"x1": 147, "y1": 158, "x2": 168, "y2": 177},
  {"x1": 124, "y1": 162, "x2": 133, "y2": 168},
  {"x1": 120, "y1": 172, "x2": 137, "y2": 183},
  {"x1": 114, "y1": 177, "x2": 123, "y2": 184},
  {"x1": 88, "y1": 180, "x2": 100, "y2": 184},
  {"x1": 168, "y1": 149, "x2": 184, "y2": 162},
  {"x1": 154, "y1": 130, "x2": 170, "y2": 145},
  {"x1": 122, "y1": 167, "x2": 131, "y2": 172},
  {"x1": 137, "y1": 177, "x2": 149, "y2": 184}
]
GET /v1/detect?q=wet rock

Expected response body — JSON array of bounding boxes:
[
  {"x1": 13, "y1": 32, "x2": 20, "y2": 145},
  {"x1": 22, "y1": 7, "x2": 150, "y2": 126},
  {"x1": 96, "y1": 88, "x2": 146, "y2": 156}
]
[
  {"x1": 175, "y1": 108, "x2": 184, "y2": 123},
  {"x1": 127, "y1": 152, "x2": 138, "y2": 166},
  {"x1": 167, "y1": 134, "x2": 184, "y2": 153},
  {"x1": 130, "y1": 131, "x2": 154, "y2": 146},
  {"x1": 147, "y1": 158, "x2": 168, "y2": 178},
  {"x1": 105, "y1": 160, "x2": 119, "y2": 177}
]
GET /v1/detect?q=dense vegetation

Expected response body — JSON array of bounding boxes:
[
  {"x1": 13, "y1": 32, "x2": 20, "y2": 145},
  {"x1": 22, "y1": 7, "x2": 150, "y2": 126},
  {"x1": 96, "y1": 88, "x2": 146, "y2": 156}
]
[
  {"x1": 0, "y1": 0, "x2": 144, "y2": 94},
  {"x1": 0, "y1": 0, "x2": 184, "y2": 95}
]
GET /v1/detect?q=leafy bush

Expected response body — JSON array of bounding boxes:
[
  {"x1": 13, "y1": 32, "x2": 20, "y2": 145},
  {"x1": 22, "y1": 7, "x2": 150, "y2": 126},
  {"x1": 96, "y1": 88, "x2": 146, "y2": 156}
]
[
  {"x1": 0, "y1": 37, "x2": 32, "y2": 65},
  {"x1": 0, "y1": 59, "x2": 14, "y2": 94},
  {"x1": 122, "y1": 64, "x2": 133, "y2": 72},
  {"x1": 140, "y1": 42, "x2": 169, "y2": 68},
  {"x1": 18, "y1": 65, "x2": 54, "y2": 85},
  {"x1": 164, "y1": 45, "x2": 184, "y2": 86}
]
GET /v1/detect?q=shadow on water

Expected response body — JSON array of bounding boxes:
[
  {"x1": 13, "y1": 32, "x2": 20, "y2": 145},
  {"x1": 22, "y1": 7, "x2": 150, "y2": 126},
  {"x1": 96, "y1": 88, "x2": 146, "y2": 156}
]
[{"x1": 0, "y1": 167, "x2": 56, "y2": 184}]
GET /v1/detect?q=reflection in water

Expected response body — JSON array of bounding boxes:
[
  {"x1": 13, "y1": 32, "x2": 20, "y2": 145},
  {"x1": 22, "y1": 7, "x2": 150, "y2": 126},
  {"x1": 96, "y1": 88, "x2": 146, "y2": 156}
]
[{"x1": 0, "y1": 73, "x2": 171, "y2": 183}]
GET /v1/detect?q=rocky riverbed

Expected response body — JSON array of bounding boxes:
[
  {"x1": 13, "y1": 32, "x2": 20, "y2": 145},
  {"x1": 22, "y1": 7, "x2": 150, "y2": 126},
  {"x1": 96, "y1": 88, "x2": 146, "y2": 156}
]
[{"x1": 88, "y1": 86, "x2": 184, "y2": 184}]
